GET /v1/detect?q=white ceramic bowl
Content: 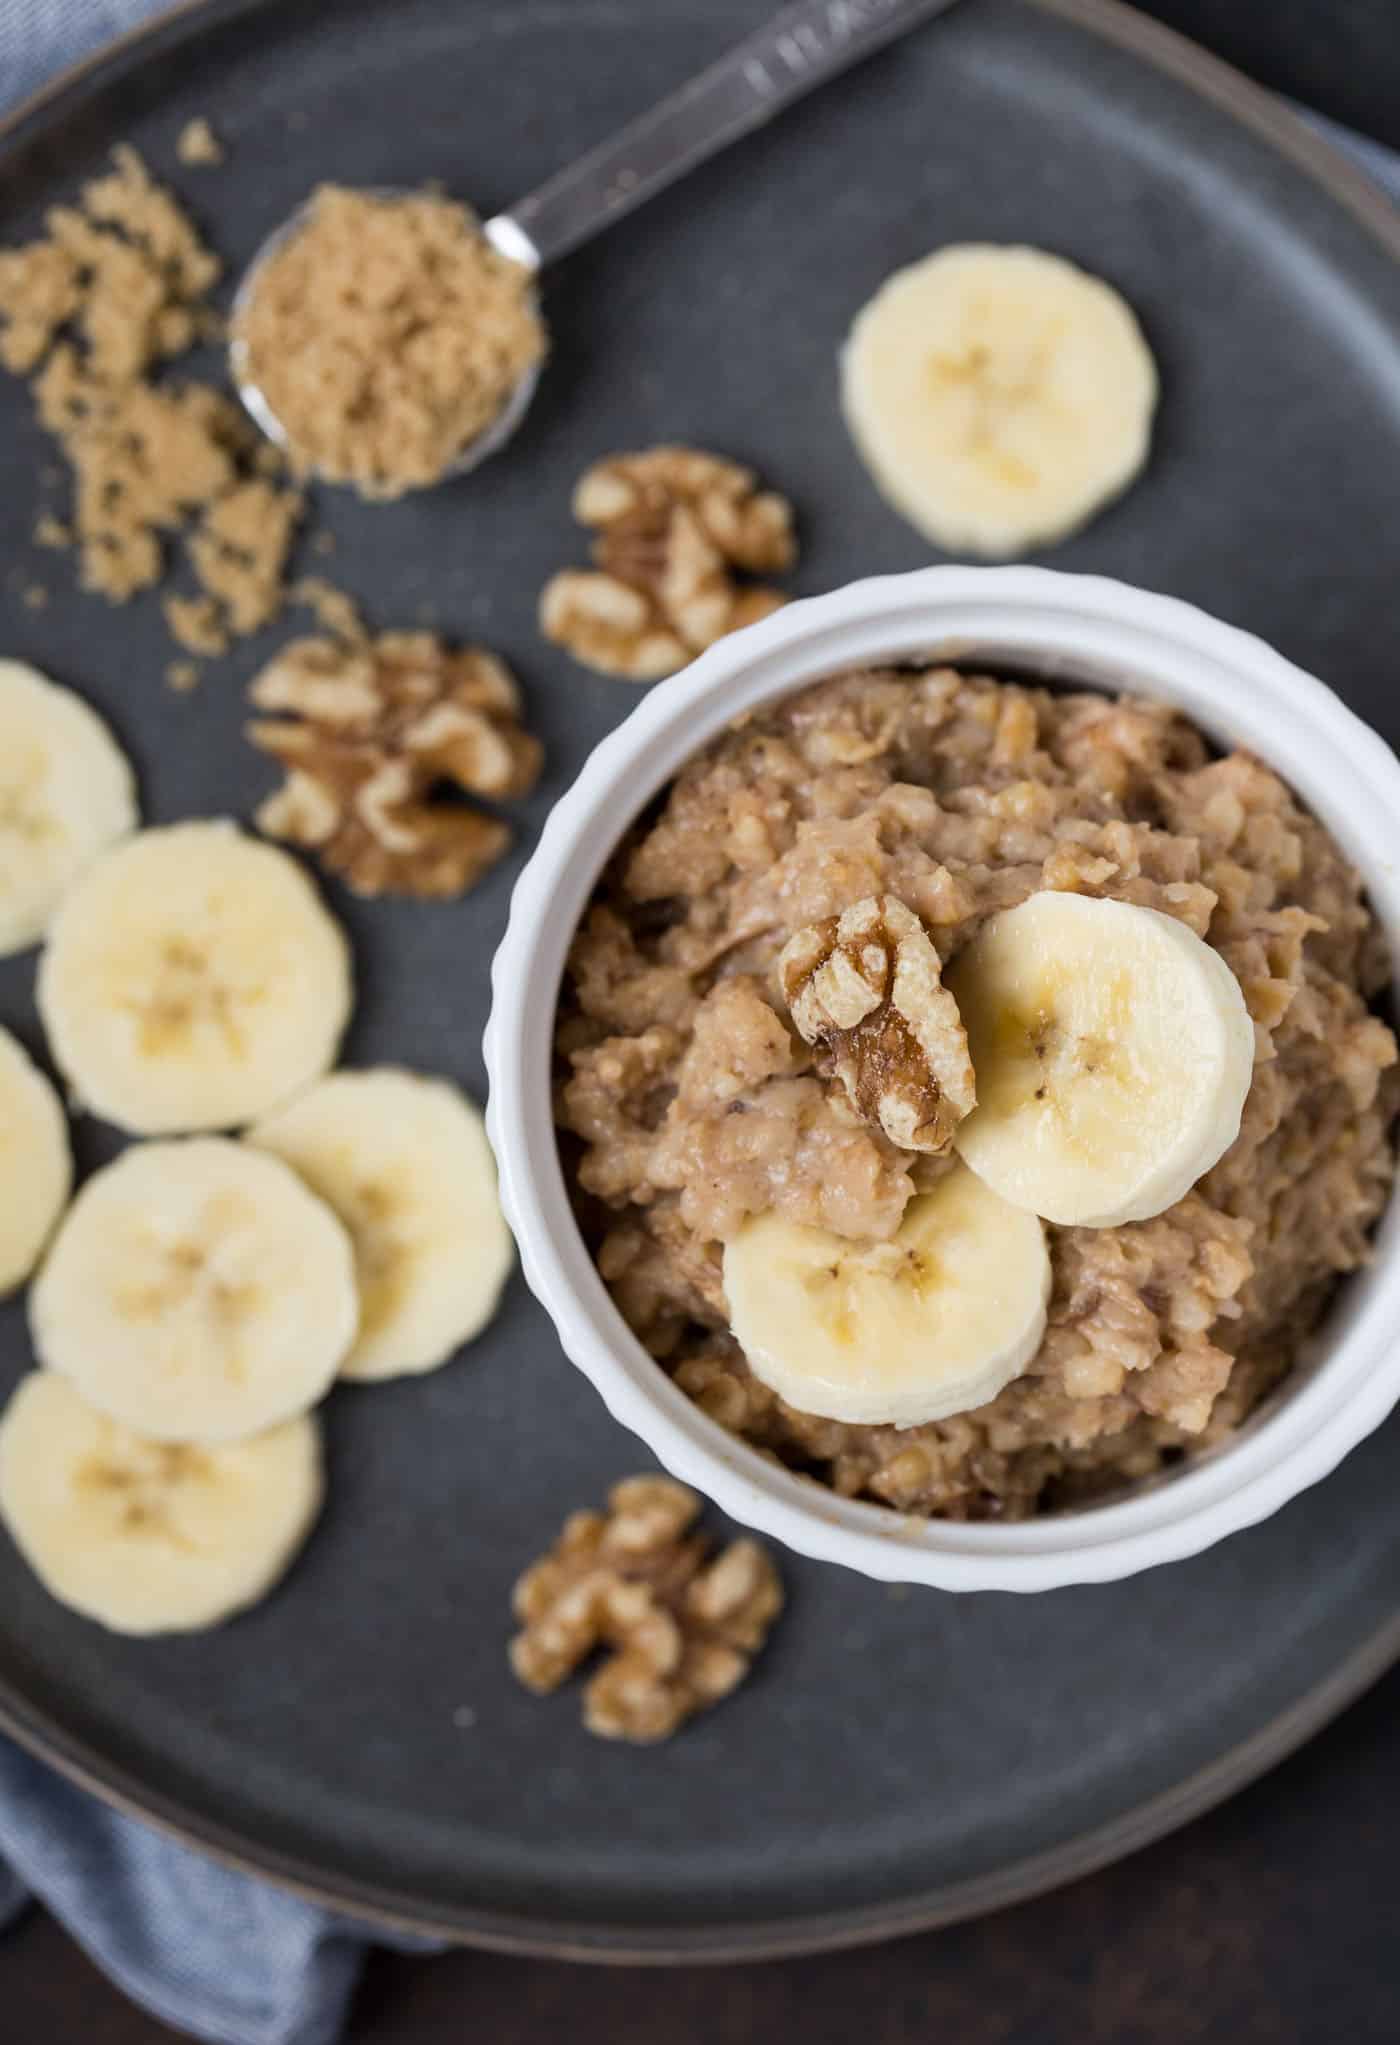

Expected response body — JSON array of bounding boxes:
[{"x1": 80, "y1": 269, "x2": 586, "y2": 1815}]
[{"x1": 486, "y1": 567, "x2": 1400, "y2": 1591}]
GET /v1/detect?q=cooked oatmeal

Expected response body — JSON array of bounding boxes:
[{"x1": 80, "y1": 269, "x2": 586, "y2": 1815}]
[{"x1": 555, "y1": 668, "x2": 1399, "y2": 1519}]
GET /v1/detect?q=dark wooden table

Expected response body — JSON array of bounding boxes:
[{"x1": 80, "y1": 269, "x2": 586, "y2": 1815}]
[{"x1": 5, "y1": 2, "x2": 1399, "y2": 2038}]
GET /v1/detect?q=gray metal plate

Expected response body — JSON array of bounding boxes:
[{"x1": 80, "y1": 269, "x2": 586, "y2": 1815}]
[{"x1": 0, "y1": 0, "x2": 1397, "y2": 1956}]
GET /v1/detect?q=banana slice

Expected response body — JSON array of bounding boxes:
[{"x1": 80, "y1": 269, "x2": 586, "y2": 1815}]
[
  {"x1": 37, "y1": 819, "x2": 352, "y2": 1134},
  {"x1": 0, "y1": 1026, "x2": 71, "y2": 1297},
  {"x1": 0, "y1": 1373, "x2": 322, "y2": 1634},
  {"x1": 722, "y1": 1164, "x2": 1050, "y2": 1427},
  {"x1": 250, "y1": 1067, "x2": 513, "y2": 1380},
  {"x1": 0, "y1": 658, "x2": 139, "y2": 958},
  {"x1": 30, "y1": 1138, "x2": 359, "y2": 1442},
  {"x1": 947, "y1": 892, "x2": 1255, "y2": 1227},
  {"x1": 840, "y1": 243, "x2": 1157, "y2": 557}
]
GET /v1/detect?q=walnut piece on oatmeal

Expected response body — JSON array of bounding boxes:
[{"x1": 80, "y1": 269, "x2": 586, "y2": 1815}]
[
  {"x1": 509, "y1": 1475, "x2": 783, "y2": 1744},
  {"x1": 779, "y1": 894, "x2": 976, "y2": 1153},
  {"x1": 539, "y1": 446, "x2": 796, "y2": 681},
  {"x1": 247, "y1": 629, "x2": 542, "y2": 900}
]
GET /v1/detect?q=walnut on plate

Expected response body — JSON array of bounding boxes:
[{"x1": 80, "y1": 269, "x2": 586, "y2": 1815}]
[
  {"x1": 246, "y1": 629, "x2": 542, "y2": 899},
  {"x1": 509, "y1": 1475, "x2": 783, "y2": 1744},
  {"x1": 779, "y1": 894, "x2": 977, "y2": 1153},
  {"x1": 539, "y1": 445, "x2": 796, "y2": 681}
]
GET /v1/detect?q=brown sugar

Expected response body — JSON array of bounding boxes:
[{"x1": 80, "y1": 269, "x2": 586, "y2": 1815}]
[
  {"x1": 231, "y1": 186, "x2": 546, "y2": 497},
  {"x1": 43, "y1": 145, "x2": 218, "y2": 381},
  {"x1": 291, "y1": 576, "x2": 366, "y2": 642},
  {"x1": 0, "y1": 243, "x2": 81, "y2": 374},
  {"x1": 163, "y1": 592, "x2": 230, "y2": 656},
  {"x1": 35, "y1": 363, "x2": 245, "y2": 601},
  {"x1": 0, "y1": 146, "x2": 302, "y2": 657},
  {"x1": 188, "y1": 478, "x2": 303, "y2": 634}
]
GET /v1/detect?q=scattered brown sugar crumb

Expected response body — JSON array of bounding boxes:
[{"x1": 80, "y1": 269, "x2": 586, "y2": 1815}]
[
  {"x1": 176, "y1": 118, "x2": 224, "y2": 168},
  {"x1": 163, "y1": 591, "x2": 229, "y2": 656},
  {"x1": 166, "y1": 659, "x2": 200, "y2": 692},
  {"x1": 0, "y1": 243, "x2": 81, "y2": 374},
  {"x1": 311, "y1": 528, "x2": 336, "y2": 557},
  {"x1": 509, "y1": 1476, "x2": 783, "y2": 1744},
  {"x1": 80, "y1": 146, "x2": 216, "y2": 289},
  {"x1": 292, "y1": 575, "x2": 365, "y2": 643},
  {"x1": 231, "y1": 185, "x2": 546, "y2": 497},
  {"x1": 33, "y1": 357, "x2": 245, "y2": 600},
  {"x1": 21, "y1": 583, "x2": 48, "y2": 610},
  {"x1": 42, "y1": 145, "x2": 218, "y2": 381},
  {"x1": 540, "y1": 446, "x2": 797, "y2": 681},
  {"x1": 246, "y1": 628, "x2": 542, "y2": 899},
  {"x1": 188, "y1": 477, "x2": 303, "y2": 634},
  {"x1": 0, "y1": 146, "x2": 311, "y2": 662}
]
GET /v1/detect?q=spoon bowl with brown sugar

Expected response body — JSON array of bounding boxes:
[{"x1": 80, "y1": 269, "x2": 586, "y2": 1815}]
[{"x1": 229, "y1": 0, "x2": 963, "y2": 496}]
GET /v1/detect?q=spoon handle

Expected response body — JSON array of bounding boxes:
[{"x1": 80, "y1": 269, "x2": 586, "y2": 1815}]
[{"x1": 488, "y1": 0, "x2": 963, "y2": 270}]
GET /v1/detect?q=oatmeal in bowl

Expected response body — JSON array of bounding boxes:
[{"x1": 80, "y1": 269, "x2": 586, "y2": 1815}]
[{"x1": 486, "y1": 568, "x2": 1400, "y2": 1590}]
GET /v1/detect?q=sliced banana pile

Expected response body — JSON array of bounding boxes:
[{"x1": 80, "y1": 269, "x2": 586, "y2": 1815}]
[
  {"x1": 731, "y1": 891, "x2": 1255, "y2": 1429},
  {"x1": 38, "y1": 819, "x2": 353, "y2": 1135},
  {"x1": 841, "y1": 243, "x2": 1158, "y2": 558},
  {"x1": 0, "y1": 669, "x2": 513, "y2": 1632},
  {"x1": 0, "y1": 659, "x2": 139, "y2": 958},
  {"x1": 250, "y1": 1069, "x2": 513, "y2": 1381}
]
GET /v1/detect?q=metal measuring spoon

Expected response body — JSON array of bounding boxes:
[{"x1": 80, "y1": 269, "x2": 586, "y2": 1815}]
[{"x1": 230, "y1": 0, "x2": 963, "y2": 482}]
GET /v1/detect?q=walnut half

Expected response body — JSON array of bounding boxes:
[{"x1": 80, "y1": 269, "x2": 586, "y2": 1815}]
[
  {"x1": 779, "y1": 894, "x2": 976, "y2": 1153},
  {"x1": 539, "y1": 445, "x2": 796, "y2": 681},
  {"x1": 509, "y1": 1475, "x2": 783, "y2": 1744},
  {"x1": 246, "y1": 629, "x2": 542, "y2": 899}
]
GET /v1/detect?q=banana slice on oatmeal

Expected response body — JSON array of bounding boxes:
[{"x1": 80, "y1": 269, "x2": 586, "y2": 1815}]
[
  {"x1": 723, "y1": 1163, "x2": 1050, "y2": 1427},
  {"x1": 947, "y1": 891, "x2": 1255, "y2": 1227}
]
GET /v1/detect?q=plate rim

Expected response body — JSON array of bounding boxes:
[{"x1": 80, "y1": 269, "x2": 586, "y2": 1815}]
[{"x1": 1, "y1": 0, "x2": 1398, "y2": 1960}]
